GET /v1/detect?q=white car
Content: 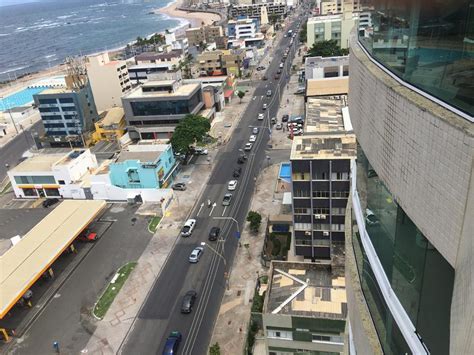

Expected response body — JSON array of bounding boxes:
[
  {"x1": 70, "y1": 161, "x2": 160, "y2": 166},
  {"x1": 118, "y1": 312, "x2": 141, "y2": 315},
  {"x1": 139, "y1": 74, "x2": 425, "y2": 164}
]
[
  {"x1": 244, "y1": 143, "x2": 253, "y2": 151},
  {"x1": 257, "y1": 113, "x2": 264, "y2": 120},
  {"x1": 249, "y1": 135, "x2": 257, "y2": 143},
  {"x1": 252, "y1": 127, "x2": 259, "y2": 134},
  {"x1": 181, "y1": 219, "x2": 196, "y2": 237},
  {"x1": 228, "y1": 180, "x2": 238, "y2": 191}
]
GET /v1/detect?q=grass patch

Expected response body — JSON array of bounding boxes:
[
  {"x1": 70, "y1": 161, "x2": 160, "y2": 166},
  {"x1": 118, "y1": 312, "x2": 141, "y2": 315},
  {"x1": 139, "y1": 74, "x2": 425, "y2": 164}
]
[
  {"x1": 93, "y1": 262, "x2": 137, "y2": 319},
  {"x1": 148, "y1": 216, "x2": 161, "y2": 233}
]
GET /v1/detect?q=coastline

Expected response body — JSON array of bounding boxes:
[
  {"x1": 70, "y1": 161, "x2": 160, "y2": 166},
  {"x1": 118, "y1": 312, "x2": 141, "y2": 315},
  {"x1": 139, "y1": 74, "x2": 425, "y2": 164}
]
[{"x1": 157, "y1": 0, "x2": 222, "y2": 29}]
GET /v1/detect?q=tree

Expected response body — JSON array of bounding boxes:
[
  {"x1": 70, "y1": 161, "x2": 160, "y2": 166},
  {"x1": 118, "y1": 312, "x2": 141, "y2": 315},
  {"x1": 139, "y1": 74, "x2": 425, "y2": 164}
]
[
  {"x1": 237, "y1": 90, "x2": 245, "y2": 103},
  {"x1": 246, "y1": 211, "x2": 262, "y2": 233},
  {"x1": 269, "y1": 14, "x2": 279, "y2": 25},
  {"x1": 209, "y1": 343, "x2": 221, "y2": 355},
  {"x1": 299, "y1": 21, "x2": 307, "y2": 43},
  {"x1": 170, "y1": 114, "x2": 211, "y2": 153},
  {"x1": 307, "y1": 40, "x2": 349, "y2": 57}
]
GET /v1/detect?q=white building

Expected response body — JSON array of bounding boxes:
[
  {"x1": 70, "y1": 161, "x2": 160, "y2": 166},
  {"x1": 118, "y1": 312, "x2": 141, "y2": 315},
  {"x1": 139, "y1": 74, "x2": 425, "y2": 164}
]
[
  {"x1": 228, "y1": 18, "x2": 258, "y2": 39},
  {"x1": 305, "y1": 55, "x2": 349, "y2": 79},
  {"x1": 86, "y1": 53, "x2": 131, "y2": 112},
  {"x1": 8, "y1": 149, "x2": 98, "y2": 200},
  {"x1": 315, "y1": 0, "x2": 361, "y2": 15},
  {"x1": 307, "y1": 12, "x2": 358, "y2": 49}
]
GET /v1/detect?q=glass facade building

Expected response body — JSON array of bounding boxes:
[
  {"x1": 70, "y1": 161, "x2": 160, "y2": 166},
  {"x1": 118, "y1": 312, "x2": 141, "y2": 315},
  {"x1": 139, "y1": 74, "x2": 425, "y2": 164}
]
[{"x1": 359, "y1": 0, "x2": 474, "y2": 116}]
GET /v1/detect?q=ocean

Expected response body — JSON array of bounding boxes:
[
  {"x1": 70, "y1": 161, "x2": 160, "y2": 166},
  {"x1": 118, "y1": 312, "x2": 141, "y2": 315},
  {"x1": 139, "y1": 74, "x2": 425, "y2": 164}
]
[{"x1": 0, "y1": 0, "x2": 184, "y2": 82}]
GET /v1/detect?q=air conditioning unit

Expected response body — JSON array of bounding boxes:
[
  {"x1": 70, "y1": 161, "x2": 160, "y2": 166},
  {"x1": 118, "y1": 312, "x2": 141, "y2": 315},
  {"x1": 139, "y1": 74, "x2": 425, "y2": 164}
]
[
  {"x1": 320, "y1": 214, "x2": 327, "y2": 219},
  {"x1": 323, "y1": 231, "x2": 329, "y2": 236},
  {"x1": 314, "y1": 214, "x2": 321, "y2": 219}
]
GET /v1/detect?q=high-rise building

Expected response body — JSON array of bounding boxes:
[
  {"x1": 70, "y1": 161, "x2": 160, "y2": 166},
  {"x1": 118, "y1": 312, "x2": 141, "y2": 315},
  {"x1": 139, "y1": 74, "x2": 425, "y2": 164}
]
[
  {"x1": 346, "y1": 1, "x2": 473, "y2": 354},
  {"x1": 307, "y1": 12, "x2": 359, "y2": 49}
]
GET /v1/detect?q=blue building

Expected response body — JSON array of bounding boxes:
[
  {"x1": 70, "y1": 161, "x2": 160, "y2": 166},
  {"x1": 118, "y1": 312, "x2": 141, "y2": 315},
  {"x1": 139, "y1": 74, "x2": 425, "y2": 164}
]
[{"x1": 109, "y1": 144, "x2": 177, "y2": 189}]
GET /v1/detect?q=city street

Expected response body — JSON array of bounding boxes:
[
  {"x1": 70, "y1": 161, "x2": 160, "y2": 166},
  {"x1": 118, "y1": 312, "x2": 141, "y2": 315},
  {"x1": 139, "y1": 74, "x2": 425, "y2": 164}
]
[{"x1": 120, "y1": 15, "x2": 304, "y2": 355}]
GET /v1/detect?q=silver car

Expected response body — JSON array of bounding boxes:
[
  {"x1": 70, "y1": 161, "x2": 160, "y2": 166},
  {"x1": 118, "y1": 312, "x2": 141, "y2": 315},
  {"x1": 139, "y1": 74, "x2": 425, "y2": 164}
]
[
  {"x1": 222, "y1": 193, "x2": 233, "y2": 206},
  {"x1": 189, "y1": 247, "x2": 204, "y2": 263}
]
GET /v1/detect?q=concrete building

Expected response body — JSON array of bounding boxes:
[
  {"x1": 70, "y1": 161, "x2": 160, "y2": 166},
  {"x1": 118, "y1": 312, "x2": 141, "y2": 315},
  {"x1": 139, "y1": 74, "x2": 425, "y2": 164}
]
[
  {"x1": 86, "y1": 52, "x2": 131, "y2": 112},
  {"x1": 307, "y1": 12, "x2": 358, "y2": 49},
  {"x1": 227, "y1": 18, "x2": 259, "y2": 40},
  {"x1": 315, "y1": 0, "x2": 361, "y2": 15},
  {"x1": 196, "y1": 49, "x2": 245, "y2": 77},
  {"x1": 91, "y1": 107, "x2": 126, "y2": 143},
  {"x1": 127, "y1": 62, "x2": 173, "y2": 83},
  {"x1": 346, "y1": 1, "x2": 474, "y2": 354},
  {"x1": 121, "y1": 80, "x2": 204, "y2": 140},
  {"x1": 33, "y1": 75, "x2": 99, "y2": 147},
  {"x1": 134, "y1": 48, "x2": 184, "y2": 69},
  {"x1": 263, "y1": 261, "x2": 347, "y2": 354},
  {"x1": 7, "y1": 149, "x2": 98, "y2": 199},
  {"x1": 185, "y1": 25, "x2": 224, "y2": 46},
  {"x1": 164, "y1": 29, "x2": 189, "y2": 52},
  {"x1": 290, "y1": 97, "x2": 356, "y2": 260},
  {"x1": 305, "y1": 55, "x2": 349, "y2": 80},
  {"x1": 109, "y1": 144, "x2": 177, "y2": 189},
  {"x1": 229, "y1": 3, "x2": 287, "y2": 20}
]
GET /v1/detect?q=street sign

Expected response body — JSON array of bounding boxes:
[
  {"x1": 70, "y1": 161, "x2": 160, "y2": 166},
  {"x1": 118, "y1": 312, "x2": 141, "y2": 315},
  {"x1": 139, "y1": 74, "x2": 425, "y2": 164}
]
[{"x1": 235, "y1": 231, "x2": 241, "y2": 239}]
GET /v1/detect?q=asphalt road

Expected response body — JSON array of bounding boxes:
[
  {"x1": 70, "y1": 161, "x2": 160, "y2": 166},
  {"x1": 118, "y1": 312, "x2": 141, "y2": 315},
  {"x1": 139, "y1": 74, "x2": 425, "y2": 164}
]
[
  {"x1": 0, "y1": 120, "x2": 43, "y2": 180},
  {"x1": 120, "y1": 13, "x2": 306, "y2": 355}
]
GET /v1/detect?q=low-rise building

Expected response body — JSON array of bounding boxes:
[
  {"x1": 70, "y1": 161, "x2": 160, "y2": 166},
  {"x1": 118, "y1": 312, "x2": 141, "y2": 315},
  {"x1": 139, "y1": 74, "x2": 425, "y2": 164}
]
[
  {"x1": 33, "y1": 75, "x2": 99, "y2": 147},
  {"x1": 134, "y1": 48, "x2": 184, "y2": 69},
  {"x1": 197, "y1": 50, "x2": 245, "y2": 77},
  {"x1": 127, "y1": 62, "x2": 173, "y2": 83},
  {"x1": 121, "y1": 80, "x2": 204, "y2": 140},
  {"x1": 306, "y1": 76, "x2": 349, "y2": 99},
  {"x1": 227, "y1": 18, "x2": 259, "y2": 40},
  {"x1": 263, "y1": 261, "x2": 347, "y2": 354},
  {"x1": 92, "y1": 107, "x2": 126, "y2": 143},
  {"x1": 86, "y1": 52, "x2": 131, "y2": 112},
  {"x1": 7, "y1": 149, "x2": 98, "y2": 199},
  {"x1": 307, "y1": 12, "x2": 359, "y2": 49},
  {"x1": 304, "y1": 55, "x2": 349, "y2": 80}
]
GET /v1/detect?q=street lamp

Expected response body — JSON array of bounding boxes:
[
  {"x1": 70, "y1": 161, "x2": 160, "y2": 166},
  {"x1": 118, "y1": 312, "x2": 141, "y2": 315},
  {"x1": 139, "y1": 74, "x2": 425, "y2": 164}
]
[
  {"x1": 201, "y1": 241, "x2": 230, "y2": 290},
  {"x1": 213, "y1": 216, "x2": 240, "y2": 235}
]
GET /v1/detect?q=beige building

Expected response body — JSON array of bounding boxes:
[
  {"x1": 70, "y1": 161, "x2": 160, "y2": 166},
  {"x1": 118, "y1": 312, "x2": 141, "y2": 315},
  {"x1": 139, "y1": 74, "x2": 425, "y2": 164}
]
[
  {"x1": 185, "y1": 25, "x2": 224, "y2": 46},
  {"x1": 134, "y1": 47, "x2": 184, "y2": 68},
  {"x1": 316, "y1": 0, "x2": 360, "y2": 15},
  {"x1": 197, "y1": 51, "x2": 224, "y2": 76},
  {"x1": 86, "y1": 53, "x2": 131, "y2": 112},
  {"x1": 307, "y1": 12, "x2": 358, "y2": 49}
]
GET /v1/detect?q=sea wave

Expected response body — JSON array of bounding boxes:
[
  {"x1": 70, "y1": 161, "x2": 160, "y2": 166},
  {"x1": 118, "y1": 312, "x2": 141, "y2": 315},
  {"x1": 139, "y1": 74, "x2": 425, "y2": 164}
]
[{"x1": 0, "y1": 66, "x2": 27, "y2": 75}]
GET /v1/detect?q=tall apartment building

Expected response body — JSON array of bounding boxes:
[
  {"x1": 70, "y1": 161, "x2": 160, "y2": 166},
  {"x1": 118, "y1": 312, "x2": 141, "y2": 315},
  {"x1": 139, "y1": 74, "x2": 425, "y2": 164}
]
[
  {"x1": 33, "y1": 75, "x2": 99, "y2": 147},
  {"x1": 185, "y1": 25, "x2": 224, "y2": 46},
  {"x1": 307, "y1": 12, "x2": 358, "y2": 49},
  {"x1": 121, "y1": 80, "x2": 204, "y2": 140},
  {"x1": 86, "y1": 52, "x2": 131, "y2": 112},
  {"x1": 196, "y1": 50, "x2": 245, "y2": 77},
  {"x1": 227, "y1": 18, "x2": 259, "y2": 39},
  {"x1": 346, "y1": 1, "x2": 473, "y2": 355},
  {"x1": 229, "y1": 3, "x2": 287, "y2": 20},
  {"x1": 315, "y1": 0, "x2": 360, "y2": 15}
]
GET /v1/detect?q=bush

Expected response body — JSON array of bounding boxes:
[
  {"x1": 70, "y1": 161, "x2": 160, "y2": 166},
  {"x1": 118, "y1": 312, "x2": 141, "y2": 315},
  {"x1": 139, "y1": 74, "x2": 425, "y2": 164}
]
[
  {"x1": 209, "y1": 342, "x2": 221, "y2": 355},
  {"x1": 272, "y1": 239, "x2": 281, "y2": 256},
  {"x1": 247, "y1": 211, "x2": 262, "y2": 233},
  {"x1": 251, "y1": 291, "x2": 265, "y2": 313}
]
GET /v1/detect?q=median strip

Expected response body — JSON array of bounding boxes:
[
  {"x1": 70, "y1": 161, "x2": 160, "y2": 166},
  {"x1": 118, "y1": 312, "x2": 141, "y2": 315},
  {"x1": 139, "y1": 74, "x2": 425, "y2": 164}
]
[
  {"x1": 93, "y1": 262, "x2": 138, "y2": 320},
  {"x1": 148, "y1": 216, "x2": 162, "y2": 233}
]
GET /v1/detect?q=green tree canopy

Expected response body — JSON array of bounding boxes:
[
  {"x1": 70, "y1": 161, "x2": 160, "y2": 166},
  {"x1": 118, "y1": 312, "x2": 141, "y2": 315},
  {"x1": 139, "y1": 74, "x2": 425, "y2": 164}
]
[
  {"x1": 247, "y1": 211, "x2": 262, "y2": 233},
  {"x1": 170, "y1": 114, "x2": 211, "y2": 153},
  {"x1": 209, "y1": 343, "x2": 221, "y2": 355},
  {"x1": 307, "y1": 40, "x2": 349, "y2": 57},
  {"x1": 237, "y1": 90, "x2": 245, "y2": 103}
]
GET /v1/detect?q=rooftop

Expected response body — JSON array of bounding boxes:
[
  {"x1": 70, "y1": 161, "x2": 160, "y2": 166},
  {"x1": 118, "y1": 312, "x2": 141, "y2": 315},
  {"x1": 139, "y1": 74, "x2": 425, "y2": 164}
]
[
  {"x1": 10, "y1": 150, "x2": 89, "y2": 172},
  {"x1": 39, "y1": 88, "x2": 73, "y2": 95},
  {"x1": 135, "y1": 49, "x2": 183, "y2": 62},
  {"x1": 264, "y1": 261, "x2": 347, "y2": 319},
  {"x1": 98, "y1": 107, "x2": 124, "y2": 126},
  {"x1": 305, "y1": 96, "x2": 348, "y2": 133},
  {"x1": 306, "y1": 77, "x2": 349, "y2": 97},
  {"x1": 290, "y1": 134, "x2": 357, "y2": 160},
  {"x1": 115, "y1": 144, "x2": 169, "y2": 163},
  {"x1": 123, "y1": 81, "x2": 200, "y2": 99}
]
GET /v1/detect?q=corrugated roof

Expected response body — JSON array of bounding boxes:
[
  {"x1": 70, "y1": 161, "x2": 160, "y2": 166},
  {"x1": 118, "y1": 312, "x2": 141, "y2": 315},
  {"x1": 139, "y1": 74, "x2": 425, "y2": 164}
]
[{"x1": 306, "y1": 77, "x2": 349, "y2": 97}]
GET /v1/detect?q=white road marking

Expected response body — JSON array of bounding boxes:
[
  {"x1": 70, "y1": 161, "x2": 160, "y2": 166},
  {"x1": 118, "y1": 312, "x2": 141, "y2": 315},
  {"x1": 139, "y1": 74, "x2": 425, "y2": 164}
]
[
  {"x1": 209, "y1": 202, "x2": 217, "y2": 216},
  {"x1": 221, "y1": 206, "x2": 227, "y2": 216}
]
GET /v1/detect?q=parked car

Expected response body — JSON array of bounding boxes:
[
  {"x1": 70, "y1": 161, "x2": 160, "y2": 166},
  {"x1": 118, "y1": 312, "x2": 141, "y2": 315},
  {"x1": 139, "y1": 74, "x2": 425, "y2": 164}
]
[
  {"x1": 282, "y1": 114, "x2": 289, "y2": 122},
  {"x1": 189, "y1": 246, "x2": 204, "y2": 263},
  {"x1": 244, "y1": 143, "x2": 253, "y2": 151},
  {"x1": 276, "y1": 122, "x2": 283, "y2": 130},
  {"x1": 274, "y1": 74, "x2": 280, "y2": 80},
  {"x1": 42, "y1": 198, "x2": 59, "y2": 208},
  {"x1": 222, "y1": 193, "x2": 233, "y2": 206},
  {"x1": 181, "y1": 219, "x2": 196, "y2": 237},
  {"x1": 208, "y1": 226, "x2": 221, "y2": 241},
  {"x1": 277, "y1": 69, "x2": 282, "y2": 74},
  {"x1": 262, "y1": 75, "x2": 268, "y2": 81},
  {"x1": 266, "y1": 90, "x2": 272, "y2": 97},
  {"x1": 193, "y1": 147, "x2": 208, "y2": 155},
  {"x1": 262, "y1": 103, "x2": 268, "y2": 110},
  {"x1": 172, "y1": 183, "x2": 186, "y2": 191},
  {"x1": 256, "y1": 66, "x2": 265, "y2": 71},
  {"x1": 78, "y1": 229, "x2": 99, "y2": 242},
  {"x1": 233, "y1": 167, "x2": 242, "y2": 178},
  {"x1": 249, "y1": 135, "x2": 257, "y2": 142},
  {"x1": 252, "y1": 127, "x2": 259, "y2": 134},
  {"x1": 257, "y1": 113, "x2": 264, "y2": 120},
  {"x1": 228, "y1": 180, "x2": 238, "y2": 191},
  {"x1": 237, "y1": 155, "x2": 246, "y2": 164},
  {"x1": 181, "y1": 291, "x2": 197, "y2": 314},
  {"x1": 279, "y1": 63, "x2": 284, "y2": 69},
  {"x1": 271, "y1": 117, "x2": 277, "y2": 124},
  {"x1": 162, "y1": 331, "x2": 182, "y2": 355}
]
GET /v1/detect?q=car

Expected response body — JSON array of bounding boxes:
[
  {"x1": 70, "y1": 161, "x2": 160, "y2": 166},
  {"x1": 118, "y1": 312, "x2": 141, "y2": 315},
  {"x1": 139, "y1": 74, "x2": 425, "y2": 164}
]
[
  {"x1": 274, "y1": 74, "x2": 280, "y2": 80},
  {"x1": 172, "y1": 183, "x2": 186, "y2": 191},
  {"x1": 282, "y1": 114, "x2": 289, "y2": 122},
  {"x1": 208, "y1": 226, "x2": 221, "y2": 241},
  {"x1": 257, "y1": 113, "x2": 264, "y2": 120},
  {"x1": 262, "y1": 103, "x2": 268, "y2": 110},
  {"x1": 237, "y1": 154, "x2": 247, "y2": 164},
  {"x1": 189, "y1": 246, "x2": 204, "y2": 263},
  {"x1": 222, "y1": 193, "x2": 233, "y2": 206},
  {"x1": 262, "y1": 75, "x2": 268, "y2": 81},
  {"x1": 78, "y1": 229, "x2": 99, "y2": 242},
  {"x1": 252, "y1": 127, "x2": 259, "y2": 134},
  {"x1": 277, "y1": 69, "x2": 282, "y2": 74},
  {"x1": 162, "y1": 331, "x2": 182, "y2": 355},
  {"x1": 279, "y1": 63, "x2": 284, "y2": 69},
  {"x1": 276, "y1": 122, "x2": 283, "y2": 130},
  {"x1": 42, "y1": 198, "x2": 59, "y2": 208},
  {"x1": 181, "y1": 291, "x2": 197, "y2": 313},
  {"x1": 256, "y1": 66, "x2": 265, "y2": 71},
  {"x1": 244, "y1": 142, "x2": 253, "y2": 151},
  {"x1": 266, "y1": 90, "x2": 272, "y2": 97},
  {"x1": 271, "y1": 117, "x2": 277, "y2": 124},
  {"x1": 228, "y1": 180, "x2": 238, "y2": 191},
  {"x1": 181, "y1": 219, "x2": 196, "y2": 237},
  {"x1": 233, "y1": 167, "x2": 242, "y2": 178},
  {"x1": 193, "y1": 147, "x2": 208, "y2": 155},
  {"x1": 249, "y1": 135, "x2": 257, "y2": 142}
]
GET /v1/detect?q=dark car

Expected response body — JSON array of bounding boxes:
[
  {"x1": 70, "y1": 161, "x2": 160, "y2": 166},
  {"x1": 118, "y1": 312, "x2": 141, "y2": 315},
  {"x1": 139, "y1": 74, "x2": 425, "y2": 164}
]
[
  {"x1": 274, "y1": 74, "x2": 280, "y2": 80},
  {"x1": 237, "y1": 154, "x2": 247, "y2": 164},
  {"x1": 233, "y1": 167, "x2": 242, "y2": 178},
  {"x1": 282, "y1": 114, "x2": 289, "y2": 122},
  {"x1": 277, "y1": 69, "x2": 282, "y2": 74},
  {"x1": 172, "y1": 183, "x2": 186, "y2": 191},
  {"x1": 163, "y1": 331, "x2": 182, "y2": 355},
  {"x1": 208, "y1": 226, "x2": 221, "y2": 241},
  {"x1": 181, "y1": 291, "x2": 197, "y2": 313},
  {"x1": 262, "y1": 75, "x2": 268, "y2": 81},
  {"x1": 42, "y1": 198, "x2": 59, "y2": 208}
]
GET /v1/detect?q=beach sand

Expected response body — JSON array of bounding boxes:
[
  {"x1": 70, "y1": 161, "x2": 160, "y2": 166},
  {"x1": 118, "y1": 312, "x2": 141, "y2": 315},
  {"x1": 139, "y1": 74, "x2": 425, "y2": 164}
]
[{"x1": 158, "y1": 1, "x2": 222, "y2": 29}]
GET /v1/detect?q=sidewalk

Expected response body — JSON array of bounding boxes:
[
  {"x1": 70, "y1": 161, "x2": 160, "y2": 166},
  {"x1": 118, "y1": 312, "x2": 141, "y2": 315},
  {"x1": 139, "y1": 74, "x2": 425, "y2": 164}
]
[
  {"x1": 0, "y1": 111, "x2": 41, "y2": 149},
  {"x1": 209, "y1": 164, "x2": 284, "y2": 354}
]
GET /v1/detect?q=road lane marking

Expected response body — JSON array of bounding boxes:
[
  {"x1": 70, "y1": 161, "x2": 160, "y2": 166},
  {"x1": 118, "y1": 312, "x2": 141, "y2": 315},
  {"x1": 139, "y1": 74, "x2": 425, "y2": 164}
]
[
  {"x1": 209, "y1": 202, "x2": 216, "y2": 216},
  {"x1": 222, "y1": 206, "x2": 227, "y2": 216},
  {"x1": 197, "y1": 203, "x2": 204, "y2": 216}
]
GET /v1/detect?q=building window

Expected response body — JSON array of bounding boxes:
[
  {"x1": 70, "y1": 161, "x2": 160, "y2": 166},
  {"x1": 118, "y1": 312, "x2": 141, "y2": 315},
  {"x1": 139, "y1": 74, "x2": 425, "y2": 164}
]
[
  {"x1": 58, "y1": 98, "x2": 74, "y2": 103},
  {"x1": 267, "y1": 330, "x2": 292, "y2": 340},
  {"x1": 314, "y1": 208, "x2": 330, "y2": 215},
  {"x1": 22, "y1": 188, "x2": 37, "y2": 197},
  {"x1": 331, "y1": 191, "x2": 349, "y2": 198},
  {"x1": 294, "y1": 208, "x2": 309, "y2": 214},
  {"x1": 313, "y1": 191, "x2": 330, "y2": 198},
  {"x1": 14, "y1": 175, "x2": 56, "y2": 184},
  {"x1": 44, "y1": 188, "x2": 60, "y2": 197},
  {"x1": 58, "y1": 180, "x2": 65, "y2": 185},
  {"x1": 38, "y1": 98, "x2": 57, "y2": 105},
  {"x1": 294, "y1": 189, "x2": 310, "y2": 198}
]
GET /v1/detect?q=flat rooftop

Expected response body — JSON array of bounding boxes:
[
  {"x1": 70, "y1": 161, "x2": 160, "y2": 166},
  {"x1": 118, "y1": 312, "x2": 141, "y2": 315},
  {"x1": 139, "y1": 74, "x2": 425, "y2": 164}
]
[
  {"x1": 98, "y1": 107, "x2": 124, "y2": 126},
  {"x1": 115, "y1": 144, "x2": 169, "y2": 163},
  {"x1": 264, "y1": 261, "x2": 347, "y2": 319},
  {"x1": 305, "y1": 96, "x2": 348, "y2": 133},
  {"x1": 0, "y1": 200, "x2": 106, "y2": 318},
  {"x1": 39, "y1": 88, "x2": 73, "y2": 95},
  {"x1": 11, "y1": 150, "x2": 88, "y2": 172},
  {"x1": 124, "y1": 81, "x2": 200, "y2": 99},
  {"x1": 306, "y1": 77, "x2": 349, "y2": 97},
  {"x1": 291, "y1": 134, "x2": 357, "y2": 160}
]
